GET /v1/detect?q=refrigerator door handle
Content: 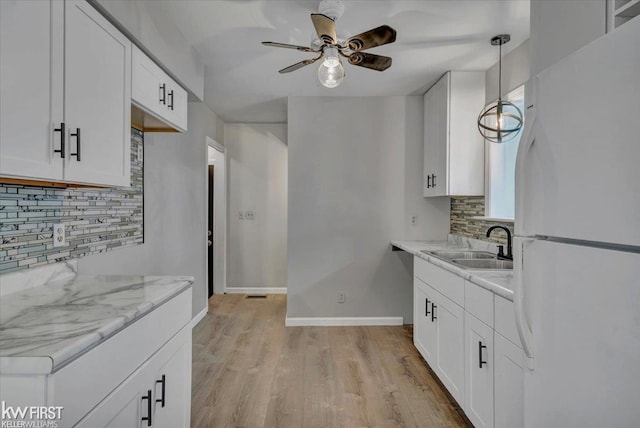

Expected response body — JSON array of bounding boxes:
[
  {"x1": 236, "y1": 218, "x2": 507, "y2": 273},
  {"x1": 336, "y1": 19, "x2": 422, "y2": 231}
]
[
  {"x1": 514, "y1": 237, "x2": 535, "y2": 369},
  {"x1": 514, "y1": 82, "x2": 537, "y2": 237}
]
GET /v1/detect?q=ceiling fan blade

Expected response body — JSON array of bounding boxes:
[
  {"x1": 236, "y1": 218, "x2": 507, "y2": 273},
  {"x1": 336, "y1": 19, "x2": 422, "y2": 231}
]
[
  {"x1": 278, "y1": 55, "x2": 323, "y2": 74},
  {"x1": 346, "y1": 25, "x2": 397, "y2": 51},
  {"x1": 348, "y1": 52, "x2": 392, "y2": 71},
  {"x1": 262, "y1": 41, "x2": 318, "y2": 52},
  {"x1": 311, "y1": 13, "x2": 337, "y2": 45}
]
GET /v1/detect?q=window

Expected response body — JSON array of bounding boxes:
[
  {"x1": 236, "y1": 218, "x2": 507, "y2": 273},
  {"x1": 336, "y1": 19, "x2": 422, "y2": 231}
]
[{"x1": 485, "y1": 85, "x2": 525, "y2": 220}]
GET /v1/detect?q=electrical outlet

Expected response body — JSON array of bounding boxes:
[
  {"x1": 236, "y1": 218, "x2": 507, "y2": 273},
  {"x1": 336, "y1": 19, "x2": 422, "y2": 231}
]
[
  {"x1": 245, "y1": 210, "x2": 255, "y2": 220},
  {"x1": 239, "y1": 211, "x2": 244, "y2": 220},
  {"x1": 411, "y1": 215, "x2": 417, "y2": 225},
  {"x1": 337, "y1": 291, "x2": 345, "y2": 303},
  {"x1": 53, "y1": 223, "x2": 66, "y2": 247},
  {"x1": 137, "y1": 144, "x2": 143, "y2": 162}
]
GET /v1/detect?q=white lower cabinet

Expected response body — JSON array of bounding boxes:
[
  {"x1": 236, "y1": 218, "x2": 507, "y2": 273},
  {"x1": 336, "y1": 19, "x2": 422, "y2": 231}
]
[
  {"x1": 433, "y1": 291, "x2": 465, "y2": 404},
  {"x1": 77, "y1": 328, "x2": 191, "y2": 428},
  {"x1": 414, "y1": 269, "x2": 464, "y2": 404},
  {"x1": 413, "y1": 256, "x2": 524, "y2": 427},
  {"x1": 414, "y1": 279, "x2": 436, "y2": 365},
  {"x1": 494, "y1": 332, "x2": 524, "y2": 428},
  {"x1": 464, "y1": 313, "x2": 494, "y2": 428}
]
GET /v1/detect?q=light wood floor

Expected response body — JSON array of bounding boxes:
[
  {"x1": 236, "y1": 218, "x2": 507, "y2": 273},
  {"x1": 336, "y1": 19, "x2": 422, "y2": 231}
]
[{"x1": 192, "y1": 294, "x2": 469, "y2": 428}]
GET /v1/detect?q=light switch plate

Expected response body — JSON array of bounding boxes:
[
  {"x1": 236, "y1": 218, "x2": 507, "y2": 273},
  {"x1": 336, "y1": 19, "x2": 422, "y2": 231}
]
[
  {"x1": 245, "y1": 210, "x2": 255, "y2": 220},
  {"x1": 53, "y1": 223, "x2": 66, "y2": 247}
]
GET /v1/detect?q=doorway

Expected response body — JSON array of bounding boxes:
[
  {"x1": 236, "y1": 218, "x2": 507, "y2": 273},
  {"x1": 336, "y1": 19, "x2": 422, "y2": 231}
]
[{"x1": 207, "y1": 138, "x2": 227, "y2": 297}]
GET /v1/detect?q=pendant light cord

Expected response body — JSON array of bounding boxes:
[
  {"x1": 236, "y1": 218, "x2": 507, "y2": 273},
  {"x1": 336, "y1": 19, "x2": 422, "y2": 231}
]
[{"x1": 498, "y1": 41, "x2": 502, "y2": 101}]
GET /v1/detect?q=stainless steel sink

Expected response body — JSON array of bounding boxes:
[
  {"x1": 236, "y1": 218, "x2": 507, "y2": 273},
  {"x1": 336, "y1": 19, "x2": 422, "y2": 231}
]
[
  {"x1": 452, "y1": 259, "x2": 513, "y2": 270},
  {"x1": 422, "y1": 250, "x2": 496, "y2": 260}
]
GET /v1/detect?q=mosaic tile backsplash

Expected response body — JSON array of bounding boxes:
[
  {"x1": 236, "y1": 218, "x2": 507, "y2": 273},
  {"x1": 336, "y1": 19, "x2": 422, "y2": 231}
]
[
  {"x1": 0, "y1": 129, "x2": 144, "y2": 274},
  {"x1": 450, "y1": 196, "x2": 514, "y2": 246}
]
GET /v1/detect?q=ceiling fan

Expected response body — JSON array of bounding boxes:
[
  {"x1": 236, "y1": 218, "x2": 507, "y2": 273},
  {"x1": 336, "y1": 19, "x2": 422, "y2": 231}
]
[{"x1": 261, "y1": 0, "x2": 397, "y2": 88}]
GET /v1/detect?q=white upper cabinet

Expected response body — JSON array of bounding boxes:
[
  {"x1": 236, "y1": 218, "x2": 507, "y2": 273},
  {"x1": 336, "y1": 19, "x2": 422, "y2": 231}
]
[
  {"x1": 0, "y1": 0, "x2": 131, "y2": 187},
  {"x1": 132, "y1": 46, "x2": 188, "y2": 133},
  {"x1": 423, "y1": 71, "x2": 485, "y2": 197},
  {"x1": 1, "y1": 0, "x2": 64, "y2": 181},
  {"x1": 64, "y1": 1, "x2": 131, "y2": 187}
]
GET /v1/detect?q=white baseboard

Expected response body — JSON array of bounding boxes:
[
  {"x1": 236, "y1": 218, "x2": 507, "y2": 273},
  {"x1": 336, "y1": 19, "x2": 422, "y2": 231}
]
[
  {"x1": 285, "y1": 316, "x2": 404, "y2": 327},
  {"x1": 190, "y1": 307, "x2": 208, "y2": 328},
  {"x1": 225, "y1": 287, "x2": 287, "y2": 295}
]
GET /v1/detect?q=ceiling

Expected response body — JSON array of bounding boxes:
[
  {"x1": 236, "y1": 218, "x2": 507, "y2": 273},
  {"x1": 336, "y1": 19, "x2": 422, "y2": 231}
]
[{"x1": 153, "y1": 0, "x2": 530, "y2": 123}]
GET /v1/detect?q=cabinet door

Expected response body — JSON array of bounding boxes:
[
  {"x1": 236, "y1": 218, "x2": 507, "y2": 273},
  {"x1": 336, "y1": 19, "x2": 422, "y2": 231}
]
[
  {"x1": 64, "y1": 0, "x2": 131, "y2": 187},
  {"x1": 423, "y1": 72, "x2": 449, "y2": 197},
  {"x1": 0, "y1": 0, "x2": 64, "y2": 180},
  {"x1": 433, "y1": 290, "x2": 464, "y2": 404},
  {"x1": 132, "y1": 45, "x2": 168, "y2": 122},
  {"x1": 464, "y1": 313, "x2": 494, "y2": 428},
  {"x1": 494, "y1": 333, "x2": 524, "y2": 428},
  {"x1": 414, "y1": 280, "x2": 437, "y2": 365},
  {"x1": 153, "y1": 341, "x2": 191, "y2": 428},
  {"x1": 163, "y1": 82, "x2": 188, "y2": 132},
  {"x1": 76, "y1": 374, "x2": 151, "y2": 428}
]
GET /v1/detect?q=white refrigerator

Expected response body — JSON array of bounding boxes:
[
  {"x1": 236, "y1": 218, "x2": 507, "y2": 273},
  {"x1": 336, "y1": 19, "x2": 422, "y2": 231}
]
[{"x1": 514, "y1": 17, "x2": 640, "y2": 428}]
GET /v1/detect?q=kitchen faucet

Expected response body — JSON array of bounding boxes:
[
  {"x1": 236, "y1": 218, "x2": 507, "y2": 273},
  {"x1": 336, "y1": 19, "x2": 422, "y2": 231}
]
[{"x1": 486, "y1": 225, "x2": 513, "y2": 260}]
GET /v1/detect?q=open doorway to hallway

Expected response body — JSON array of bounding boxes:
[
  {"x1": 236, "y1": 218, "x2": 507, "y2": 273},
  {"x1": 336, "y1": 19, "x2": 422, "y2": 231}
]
[{"x1": 207, "y1": 138, "x2": 227, "y2": 297}]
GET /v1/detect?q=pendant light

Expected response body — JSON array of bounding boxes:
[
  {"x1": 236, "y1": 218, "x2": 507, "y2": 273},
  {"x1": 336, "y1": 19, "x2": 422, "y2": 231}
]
[{"x1": 477, "y1": 34, "x2": 523, "y2": 144}]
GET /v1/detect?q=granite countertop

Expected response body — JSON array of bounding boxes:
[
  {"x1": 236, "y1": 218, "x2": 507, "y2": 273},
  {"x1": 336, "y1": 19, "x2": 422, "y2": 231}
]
[
  {"x1": 0, "y1": 262, "x2": 193, "y2": 375},
  {"x1": 391, "y1": 239, "x2": 514, "y2": 301}
]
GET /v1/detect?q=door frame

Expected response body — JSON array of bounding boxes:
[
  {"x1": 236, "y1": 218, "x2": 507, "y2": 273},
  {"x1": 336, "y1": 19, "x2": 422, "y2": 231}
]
[{"x1": 206, "y1": 137, "x2": 227, "y2": 296}]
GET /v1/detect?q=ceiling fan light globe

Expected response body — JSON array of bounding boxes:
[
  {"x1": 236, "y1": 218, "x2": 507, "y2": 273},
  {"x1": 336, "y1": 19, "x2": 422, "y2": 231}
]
[{"x1": 318, "y1": 60, "x2": 345, "y2": 88}]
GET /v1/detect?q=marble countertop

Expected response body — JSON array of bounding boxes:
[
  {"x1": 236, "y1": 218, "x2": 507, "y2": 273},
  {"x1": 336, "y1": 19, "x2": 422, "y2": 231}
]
[
  {"x1": 391, "y1": 239, "x2": 514, "y2": 301},
  {"x1": 0, "y1": 262, "x2": 193, "y2": 375}
]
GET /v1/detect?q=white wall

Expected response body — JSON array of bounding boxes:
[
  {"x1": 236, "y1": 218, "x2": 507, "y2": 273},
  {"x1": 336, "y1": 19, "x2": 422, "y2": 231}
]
[
  {"x1": 78, "y1": 102, "x2": 223, "y2": 318},
  {"x1": 287, "y1": 96, "x2": 450, "y2": 321},
  {"x1": 530, "y1": 0, "x2": 606, "y2": 75},
  {"x1": 224, "y1": 123, "x2": 288, "y2": 291},
  {"x1": 91, "y1": 0, "x2": 205, "y2": 99}
]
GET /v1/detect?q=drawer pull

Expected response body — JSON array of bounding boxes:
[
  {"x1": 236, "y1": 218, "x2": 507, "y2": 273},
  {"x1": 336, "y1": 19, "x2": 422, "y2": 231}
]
[
  {"x1": 425, "y1": 298, "x2": 430, "y2": 316},
  {"x1": 426, "y1": 174, "x2": 431, "y2": 188},
  {"x1": 168, "y1": 90, "x2": 174, "y2": 111},
  {"x1": 70, "y1": 128, "x2": 81, "y2": 161},
  {"x1": 53, "y1": 122, "x2": 65, "y2": 158},
  {"x1": 156, "y1": 374, "x2": 166, "y2": 408},
  {"x1": 479, "y1": 341, "x2": 487, "y2": 368},
  {"x1": 160, "y1": 83, "x2": 166, "y2": 105},
  {"x1": 431, "y1": 303, "x2": 437, "y2": 322},
  {"x1": 141, "y1": 389, "x2": 152, "y2": 426},
  {"x1": 431, "y1": 174, "x2": 436, "y2": 187}
]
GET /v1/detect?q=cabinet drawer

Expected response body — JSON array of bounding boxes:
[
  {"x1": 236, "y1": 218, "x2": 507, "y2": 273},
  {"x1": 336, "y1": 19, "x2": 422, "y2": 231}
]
[
  {"x1": 465, "y1": 281, "x2": 494, "y2": 327},
  {"x1": 415, "y1": 257, "x2": 464, "y2": 306},
  {"x1": 50, "y1": 288, "x2": 192, "y2": 426},
  {"x1": 494, "y1": 295, "x2": 521, "y2": 348}
]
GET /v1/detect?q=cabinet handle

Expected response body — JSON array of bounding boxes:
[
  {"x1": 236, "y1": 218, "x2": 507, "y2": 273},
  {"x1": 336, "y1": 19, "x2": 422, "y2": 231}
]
[
  {"x1": 431, "y1": 174, "x2": 436, "y2": 187},
  {"x1": 155, "y1": 374, "x2": 166, "y2": 408},
  {"x1": 141, "y1": 389, "x2": 152, "y2": 426},
  {"x1": 479, "y1": 341, "x2": 487, "y2": 368},
  {"x1": 168, "y1": 90, "x2": 174, "y2": 110},
  {"x1": 160, "y1": 83, "x2": 166, "y2": 105},
  {"x1": 53, "y1": 122, "x2": 65, "y2": 158},
  {"x1": 425, "y1": 298, "x2": 430, "y2": 316},
  {"x1": 70, "y1": 128, "x2": 81, "y2": 161},
  {"x1": 426, "y1": 174, "x2": 431, "y2": 189},
  {"x1": 431, "y1": 303, "x2": 437, "y2": 322}
]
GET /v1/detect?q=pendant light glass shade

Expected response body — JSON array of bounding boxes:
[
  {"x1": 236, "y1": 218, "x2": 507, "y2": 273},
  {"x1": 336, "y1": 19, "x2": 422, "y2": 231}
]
[
  {"x1": 477, "y1": 34, "x2": 523, "y2": 144},
  {"x1": 318, "y1": 47, "x2": 345, "y2": 88}
]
